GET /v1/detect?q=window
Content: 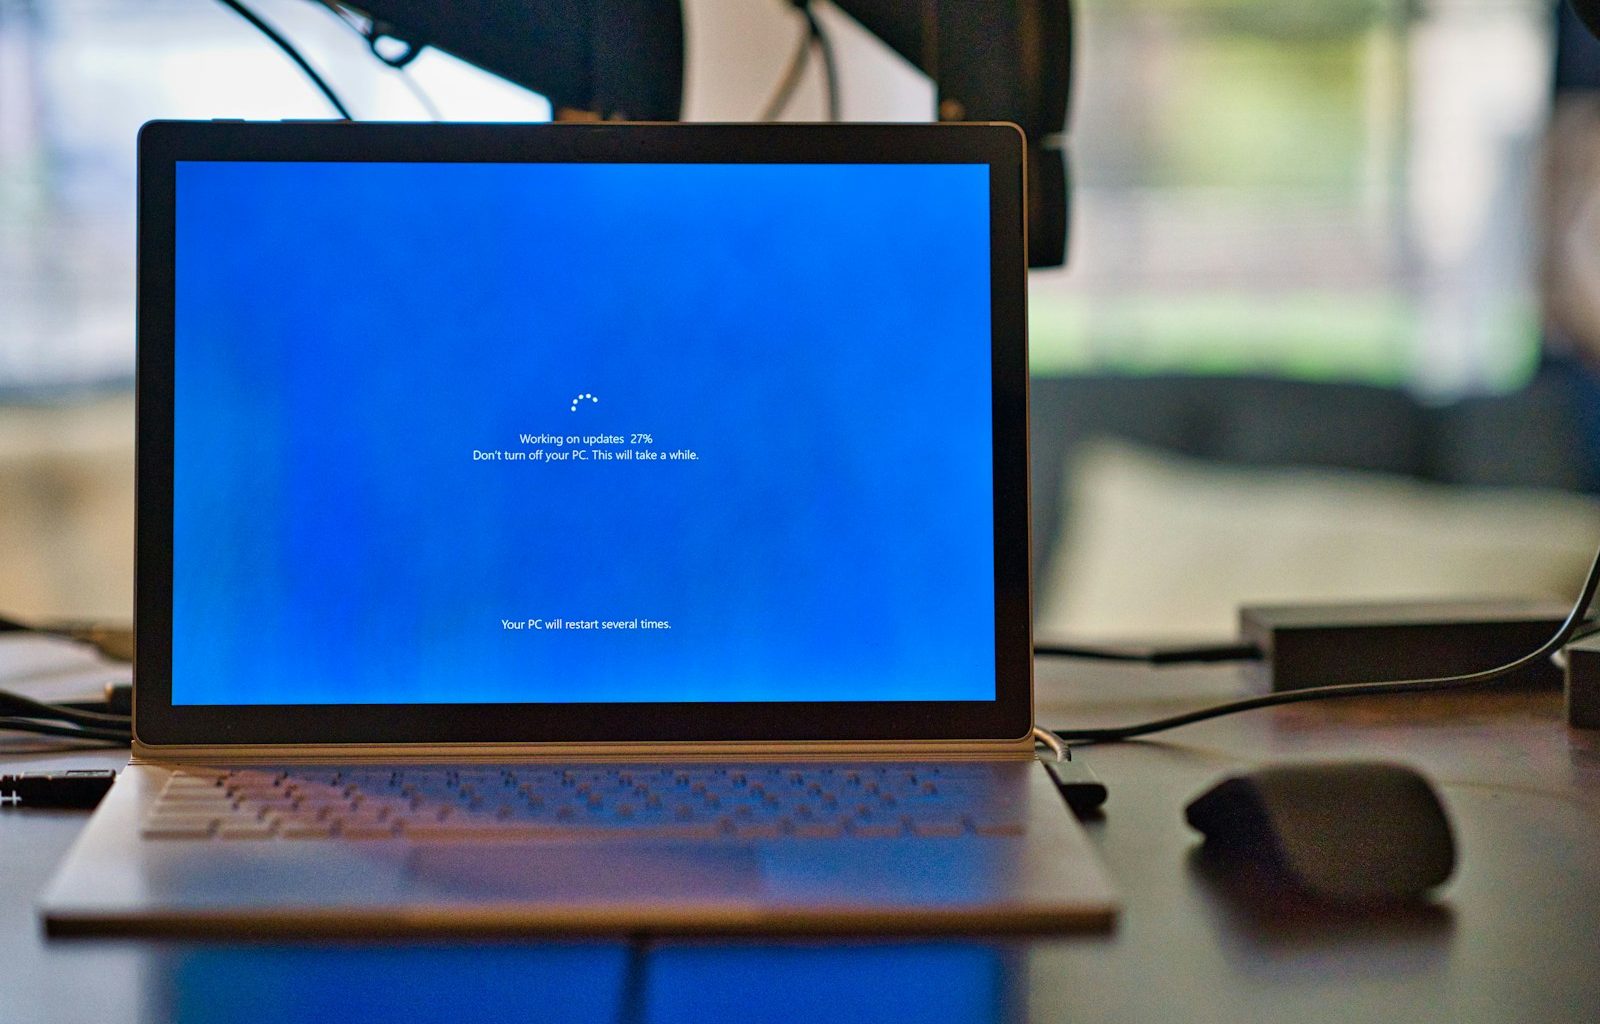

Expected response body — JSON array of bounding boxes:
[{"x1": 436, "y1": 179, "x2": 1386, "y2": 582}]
[
  {"x1": 0, "y1": 0, "x2": 1556, "y2": 395},
  {"x1": 0, "y1": 0, "x2": 549, "y2": 393},
  {"x1": 1030, "y1": 0, "x2": 1554, "y2": 395}
]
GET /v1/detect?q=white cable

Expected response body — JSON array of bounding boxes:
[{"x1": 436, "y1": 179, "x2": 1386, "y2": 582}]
[{"x1": 1032, "y1": 726, "x2": 1068, "y2": 762}]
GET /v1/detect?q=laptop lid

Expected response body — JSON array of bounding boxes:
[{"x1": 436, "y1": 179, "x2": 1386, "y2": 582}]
[{"x1": 133, "y1": 121, "x2": 1031, "y2": 750}]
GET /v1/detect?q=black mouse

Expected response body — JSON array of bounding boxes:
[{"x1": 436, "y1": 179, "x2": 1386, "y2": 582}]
[{"x1": 1185, "y1": 762, "x2": 1456, "y2": 902}]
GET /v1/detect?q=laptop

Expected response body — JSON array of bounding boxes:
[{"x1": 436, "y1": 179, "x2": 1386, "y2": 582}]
[{"x1": 40, "y1": 120, "x2": 1117, "y2": 937}]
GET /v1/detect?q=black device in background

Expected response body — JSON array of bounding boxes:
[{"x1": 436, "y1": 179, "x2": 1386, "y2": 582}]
[
  {"x1": 1239, "y1": 599, "x2": 1580, "y2": 692},
  {"x1": 330, "y1": 0, "x2": 1074, "y2": 268},
  {"x1": 1562, "y1": 633, "x2": 1600, "y2": 726}
]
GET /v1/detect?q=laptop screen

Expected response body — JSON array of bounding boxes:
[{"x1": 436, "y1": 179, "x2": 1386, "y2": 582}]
[{"x1": 169, "y1": 158, "x2": 997, "y2": 707}]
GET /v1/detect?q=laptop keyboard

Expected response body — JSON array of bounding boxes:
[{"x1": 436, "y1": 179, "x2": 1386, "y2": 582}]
[{"x1": 141, "y1": 764, "x2": 1027, "y2": 841}]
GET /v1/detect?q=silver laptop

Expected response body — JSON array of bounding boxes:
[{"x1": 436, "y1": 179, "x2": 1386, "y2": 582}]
[{"x1": 40, "y1": 120, "x2": 1116, "y2": 937}]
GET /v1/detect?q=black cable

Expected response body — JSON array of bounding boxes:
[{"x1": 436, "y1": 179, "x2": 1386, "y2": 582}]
[
  {"x1": 316, "y1": 1, "x2": 443, "y2": 119},
  {"x1": 0, "y1": 741, "x2": 127, "y2": 756},
  {"x1": 1034, "y1": 641, "x2": 1263, "y2": 665},
  {"x1": 1053, "y1": 543, "x2": 1600, "y2": 744},
  {"x1": 760, "y1": 1, "x2": 839, "y2": 121},
  {"x1": 58, "y1": 697, "x2": 129, "y2": 715},
  {"x1": 760, "y1": 11, "x2": 814, "y2": 120},
  {"x1": 0, "y1": 690, "x2": 129, "y2": 728},
  {"x1": 315, "y1": 1, "x2": 365, "y2": 36},
  {"x1": 213, "y1": 0, "x2": 354, "y2": 119},
  {"x1": 0, "y1": 615, "x2": 77, "y2": 642},
  {"x1": 0, "y1": 687, "x2": 130, "y2": 744},
  {"x1": 394, "y1": 64, "x2": 444, "y2": 120},
  {"x1": 806, "y1": 4, "x2": 840, "y2": 122},
  {"x1": 1566, "y1": 618, "x2": 1600, "y2": 644},
  {"x1": 0, "y1": 717, "x2": 130, "y2": 745}
]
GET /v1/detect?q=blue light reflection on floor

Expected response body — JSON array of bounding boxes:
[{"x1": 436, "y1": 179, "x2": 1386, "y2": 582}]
[
  {"x1": 154, "y1": 941, "x2": 1018, "y2": 1024},
  {"x1": 161, "y1": 943, "x2": 627, "y2": 1024},
  {"x1": 641, "y1": 942, "x2": 1017, "y2": 1024}
]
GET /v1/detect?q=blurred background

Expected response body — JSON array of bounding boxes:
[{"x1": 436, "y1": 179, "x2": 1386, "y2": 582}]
[{"x1": 2, "y1": 0, "x2": 1599, "y2": 638}]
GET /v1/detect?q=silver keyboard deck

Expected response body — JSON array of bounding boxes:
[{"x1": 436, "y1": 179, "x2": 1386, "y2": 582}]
[{"x1": 142, "y1": 764, "x2": 1027, "y2": 841}]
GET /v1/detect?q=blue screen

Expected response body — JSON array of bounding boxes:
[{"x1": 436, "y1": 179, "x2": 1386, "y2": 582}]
[{"x1": 172, "y1": 160, "x2": 995, "y2": 705}]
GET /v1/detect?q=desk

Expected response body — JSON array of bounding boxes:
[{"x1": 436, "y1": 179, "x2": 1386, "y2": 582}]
[{"x1": 4, "y1": 659, "x2": 1598, "y2": 1023}]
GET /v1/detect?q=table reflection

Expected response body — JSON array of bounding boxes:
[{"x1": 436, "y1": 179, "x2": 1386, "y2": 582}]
[{"x1": 146, "y1": 940, "x2": 1023, "y2": 1024}]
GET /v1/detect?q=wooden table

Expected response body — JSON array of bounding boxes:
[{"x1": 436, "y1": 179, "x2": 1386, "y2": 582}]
[{"x1": 4, "y1": 658, "x2": 1597, "y2": 1023}]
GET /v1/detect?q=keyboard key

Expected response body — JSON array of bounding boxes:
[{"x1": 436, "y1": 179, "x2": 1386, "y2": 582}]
[
  {"x1": 971, "y1": 819, "x2": 1025, "y2": 836},
  {"x1": 732, "y1": 822, "x2": 784, "y2": 840},
  {"x1": 217, "y1": 820, "x2": 278, "y2": 839},
  {"x1": 142, "y1": 762, "x2": 1017, "y2": 843},
  {"x1": 791, "y1": 821, "x2": 846, "y2": 838},
  {"x1": 279, "y1": 823, "x2": 335, "y2": 839},
  {"x1": 849, "y1": 821, "x2": 905, "y2": 838},
  {"x1": 909, "y1": 818, "x2": 966, "y2": 837},
  {"x1": 398, "y1": 821, "x2": 522, "y2": 839},
  {"x1": 339, "y1": 823, "x2": 400, "y2": 840},
  {"x1": 141, "y1": 821, "x2": 216, "y2": 839}
]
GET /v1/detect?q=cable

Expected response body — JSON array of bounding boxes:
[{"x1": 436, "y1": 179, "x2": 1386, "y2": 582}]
[
  {"x1": 0, "y1": 682, "x2": 131, "y2": 744},
  {"x1": 316, "y1": 1, "x2": 443, "y2": 120},
  {"x1": 0, "y1": 718, "x2": 130, "y2": 745},
  {"x1": 213, "y1": 0, "x2": 354, "y2": 120},
  {"x1": 809, "y1": 5, "x2": 840, "y2": 122},
  {"x1": 1031, "y1": 725, "x2": 1067, "y2": 761},
  {"x1": 0, "y1": 618, "x2": 133, "y2": 744},
  {"x1": 395, "y1": 65, "x2": 443, "y2": 120},
  {"x1": 0, "y1": 741, "x2": 128, "y2": 756},
  {"x1": 60, "y1": 681, "x2": 133, "y2": 717},
  {"x1": 0, "y1": 690, "x2": 128, "y2": 729},
  {"x1": 1034, "y1": 641, "x2": 1263, "y2": 665},
  {"x1": 1052, "y1": 542, "x2": 1600, "y2": 744},
  {"x1": 316, "y1": 0, "x2": 364, "y2": 34},
  {"x1": 1551, "y1": 618, "x2": 1600, "y2": 671},
  {"x1": 759, "y1": 1, "x2": 839, "y2": 121},
  {"x1": 760, "y1": 11, "x2": 814, "y2": 120}
]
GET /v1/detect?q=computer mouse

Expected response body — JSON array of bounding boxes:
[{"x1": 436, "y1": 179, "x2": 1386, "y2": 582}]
[{"x1": 1184, "y1": 762, "x2": 1456, "y2": 902}]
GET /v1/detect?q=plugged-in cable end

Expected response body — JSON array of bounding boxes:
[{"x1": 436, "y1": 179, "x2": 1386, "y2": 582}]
[{"x1": 1032, "y1": 725, "x2": 1068, "y2": 761}]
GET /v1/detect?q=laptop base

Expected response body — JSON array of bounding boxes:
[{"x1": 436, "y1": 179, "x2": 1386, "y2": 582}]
[{"x1": 41, "y1": 760, "x2": 1116, "y2": 938}]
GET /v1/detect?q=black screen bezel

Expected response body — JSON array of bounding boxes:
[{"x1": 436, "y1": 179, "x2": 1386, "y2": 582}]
[{"x1": 134, "y1": 120, "x2": 1032, "y2": 747}]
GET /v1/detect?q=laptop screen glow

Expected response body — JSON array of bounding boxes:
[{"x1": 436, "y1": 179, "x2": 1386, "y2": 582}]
[{"x1": 171, "y1": 160, "x2": 995, "y2": 705}]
